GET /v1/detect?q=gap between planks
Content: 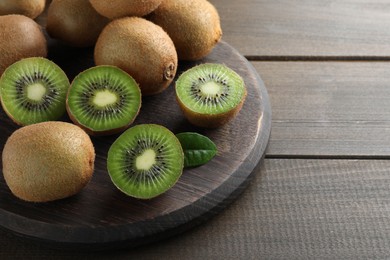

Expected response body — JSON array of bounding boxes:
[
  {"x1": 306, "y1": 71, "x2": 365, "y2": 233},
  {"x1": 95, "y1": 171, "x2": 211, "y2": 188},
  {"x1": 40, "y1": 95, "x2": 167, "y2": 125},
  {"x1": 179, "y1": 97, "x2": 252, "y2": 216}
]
[
  {"x1": 265, "y1": 154, "x2": 390, "y2": 160},
  {"x1": 245, "y1": 56, "x2": 390, "y2": 62}
]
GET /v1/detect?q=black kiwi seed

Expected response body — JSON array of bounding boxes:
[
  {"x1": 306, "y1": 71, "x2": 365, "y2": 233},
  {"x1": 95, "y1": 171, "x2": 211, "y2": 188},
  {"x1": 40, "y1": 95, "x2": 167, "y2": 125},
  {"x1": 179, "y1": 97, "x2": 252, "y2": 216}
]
[
  {"x1": 66, "y1": 65, "x2": 141, "y2": 136},
  {"x1": 175, "y1": 63, "x2": 247, "y2": 128},
  {"x1": 0, "y1": 57, "x2": 70, "y2": 126},
  {"x1": 80, "y1": 79, "x2": 127, "y2": 117},
  {"x1": 107, "y1": 124, "x2": 184, "y2": 199}
]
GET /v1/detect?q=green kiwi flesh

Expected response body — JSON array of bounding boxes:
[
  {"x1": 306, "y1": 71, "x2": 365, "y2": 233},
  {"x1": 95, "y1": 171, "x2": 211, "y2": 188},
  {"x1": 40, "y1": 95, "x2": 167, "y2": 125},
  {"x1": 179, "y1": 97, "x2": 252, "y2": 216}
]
[
  {"x1": 0, "y1": 57, "x2": 70, "y2": 126},
  {"x1": 175, "y1": 63, "x2": 247, "y2": 128},
  {"x1": 107, "y1": 124, "x2": 184, "y2": 199},
  {"x1": 66, "y1": 66, "x2": 141, "y2": 135}
]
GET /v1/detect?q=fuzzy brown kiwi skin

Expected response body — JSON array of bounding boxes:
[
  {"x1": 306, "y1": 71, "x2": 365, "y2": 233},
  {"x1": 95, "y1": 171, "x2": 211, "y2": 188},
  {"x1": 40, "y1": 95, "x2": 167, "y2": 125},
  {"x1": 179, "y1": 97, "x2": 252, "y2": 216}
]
[
  {"x1": 2, "y1": 121, "x2": 95, "y2": 203},
  {"x1": 0, "y1": 15, "x2": 47, "y2": 75},
  {"x1": 94, "y1": 17, "x2": 178, "y2": 96},
  {"x1": 148, "y1": 0, "x2": 222, "y2": 61},
  {"x1": 65, "y1": 67, "x2": 142, "y2": 136},
  {"x1": 89, "y1": 0, "x2": 162, "y2": 19},
  {"x1": 46, "y1": 0, "x2": 109, "y2": 48},
  {"x1": 0, "y1": 0, "x2": 46, "y2": 19},
  {"x1": 175, "y1": 86, "x2": 247, "y2": 128}
]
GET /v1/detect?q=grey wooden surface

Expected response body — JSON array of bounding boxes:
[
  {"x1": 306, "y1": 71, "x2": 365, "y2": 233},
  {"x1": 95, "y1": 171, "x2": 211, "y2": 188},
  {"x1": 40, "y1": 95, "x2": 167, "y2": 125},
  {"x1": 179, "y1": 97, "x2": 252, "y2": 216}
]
[
  {"x1": 212, "y1": 0, "x2": 390, "y2": 58},
  {"x1": 3, "y1": 0, "x2": 390, "y2": 259},
  {"x1": 258, "y1": 61, "x2": 390, "y2": 158}
]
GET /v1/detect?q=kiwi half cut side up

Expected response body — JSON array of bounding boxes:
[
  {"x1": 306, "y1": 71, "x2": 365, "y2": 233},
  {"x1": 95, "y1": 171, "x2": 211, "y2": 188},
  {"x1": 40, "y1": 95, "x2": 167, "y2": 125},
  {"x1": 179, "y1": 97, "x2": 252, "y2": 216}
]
[
  {"x1": 175, "y1": 63, "x2": 247, "y2": 128},
  {"x1": 66, "y1": 65, "x2": 141, "y2": 135},
  {"x1": 0, "y1": 57, "x2": 70, "y2": 126},
  {"x1": 107, "y1": 124, "x2": 184, "y2": 199}
]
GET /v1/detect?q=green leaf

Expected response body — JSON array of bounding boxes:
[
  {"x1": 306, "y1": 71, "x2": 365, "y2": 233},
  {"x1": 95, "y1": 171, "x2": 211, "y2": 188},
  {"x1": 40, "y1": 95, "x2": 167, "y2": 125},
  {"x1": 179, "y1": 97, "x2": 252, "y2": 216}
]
[{"x1": 176, "y1": 132, "x2": 217, "y2": 168}]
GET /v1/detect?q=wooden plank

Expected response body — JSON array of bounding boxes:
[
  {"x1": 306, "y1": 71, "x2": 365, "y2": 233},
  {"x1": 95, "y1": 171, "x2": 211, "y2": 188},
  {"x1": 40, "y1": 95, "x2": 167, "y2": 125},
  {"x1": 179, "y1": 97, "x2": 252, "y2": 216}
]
[
  {"x1": 253, "y1": 61, "x2": 390, "y2": 157},
  {"x1": 210, "y1": 0, "x2": 390, "y2": 58},
  {"x1": 2, "y1": 159, "x2": 390, "y2": 259}
]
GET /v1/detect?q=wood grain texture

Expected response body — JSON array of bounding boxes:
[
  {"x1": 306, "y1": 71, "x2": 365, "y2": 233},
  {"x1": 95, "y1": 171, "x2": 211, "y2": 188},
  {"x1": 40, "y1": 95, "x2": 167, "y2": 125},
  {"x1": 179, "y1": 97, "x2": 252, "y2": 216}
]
[
  {"x1": 2, "y1": 159, "x2": 390, "y2": 259},
  {"x1": 210, "y1": 0, "x2": 390, "y2": 58},
  {"x1": 0, "y1": 41, "x2": 271, "y2": 249},
  {"x1": 253, "y1": 61, "x2": 390, "y2": 157},
  {"x1": 3, "y1": 0, "x2": 388, "y2": 258},
  {"x1": 163, "y1": 158, "x2": 390, "y2": 259}
]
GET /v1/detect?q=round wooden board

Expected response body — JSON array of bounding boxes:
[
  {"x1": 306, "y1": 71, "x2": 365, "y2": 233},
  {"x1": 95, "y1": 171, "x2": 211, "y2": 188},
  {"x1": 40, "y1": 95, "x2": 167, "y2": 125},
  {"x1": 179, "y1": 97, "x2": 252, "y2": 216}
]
[{"x1": 0, "y1": 38, "x2": 271, "y2": 249}]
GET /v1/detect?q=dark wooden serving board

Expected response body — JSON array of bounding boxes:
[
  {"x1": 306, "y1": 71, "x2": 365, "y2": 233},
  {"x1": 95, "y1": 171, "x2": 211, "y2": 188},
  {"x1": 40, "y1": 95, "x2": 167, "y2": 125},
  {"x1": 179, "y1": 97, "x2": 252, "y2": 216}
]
[{"x1": 0, "y1": 29, "x2": 271, "y2": 249}]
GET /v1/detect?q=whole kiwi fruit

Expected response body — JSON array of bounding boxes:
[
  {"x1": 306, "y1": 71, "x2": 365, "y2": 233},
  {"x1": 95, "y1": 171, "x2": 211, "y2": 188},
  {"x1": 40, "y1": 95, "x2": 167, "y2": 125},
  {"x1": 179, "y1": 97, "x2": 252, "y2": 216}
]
[
  {"x1": 46, "y1": 0, "x2": 109, "y2": 47},
  {"x1": 2, "y1": 121, "x2": 95, "y2": 202},
  {"x1": 89, "y1": 0, "x2": 162, "y2": 19},
  {"x1": 0, "y1": 15, "x2": 47, "y2": 75},
  {"x1": 0, "y1": 0, "x2": 46, "y2": 19},
  {"x1": 148, "y1": 0, "x2": 222, "y2": 61},
  {"x1": 94, "y1": 17, "x2": 177, "y2": 95}
]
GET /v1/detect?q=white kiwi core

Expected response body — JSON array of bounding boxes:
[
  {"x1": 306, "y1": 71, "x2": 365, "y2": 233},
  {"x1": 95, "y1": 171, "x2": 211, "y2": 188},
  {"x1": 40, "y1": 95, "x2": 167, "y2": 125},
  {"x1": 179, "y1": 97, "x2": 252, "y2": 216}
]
[
  {"x1": 200, "y1": 82, "x2": 221, "y2": 96},
  {"x1": 93, "y1": 90, "x2": 117, "y2": 107},
  {"x1": 27, "y1": 83, "x2": 46, "y2": 101},
  {"x1": 136, "y1": 149, "x2": 156, "y2": 170}
]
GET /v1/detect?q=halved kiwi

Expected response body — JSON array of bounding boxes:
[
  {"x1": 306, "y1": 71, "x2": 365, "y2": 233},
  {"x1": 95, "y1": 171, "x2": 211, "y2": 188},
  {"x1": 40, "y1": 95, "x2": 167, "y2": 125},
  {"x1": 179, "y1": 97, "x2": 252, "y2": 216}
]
[
  {"x1": 175, "y1": 63, "x2": 247, "y2": 128},
  {"x1": 0, "y1": 57, "x2": 70, "y2": 126},
  {"x1": 66, "y1": 66, "x2": 142, "y2": 135},
  {"x1": 107, "y1": 124, "x2": 184, "y2": 199}
]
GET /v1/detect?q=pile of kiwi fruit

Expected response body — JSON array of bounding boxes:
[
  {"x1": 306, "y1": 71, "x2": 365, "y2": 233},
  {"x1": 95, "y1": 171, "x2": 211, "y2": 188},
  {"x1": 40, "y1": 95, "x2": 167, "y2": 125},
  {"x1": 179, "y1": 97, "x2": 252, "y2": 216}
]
[{"x1": 0, "y1": 0, "x2": 247, "y2": 202}]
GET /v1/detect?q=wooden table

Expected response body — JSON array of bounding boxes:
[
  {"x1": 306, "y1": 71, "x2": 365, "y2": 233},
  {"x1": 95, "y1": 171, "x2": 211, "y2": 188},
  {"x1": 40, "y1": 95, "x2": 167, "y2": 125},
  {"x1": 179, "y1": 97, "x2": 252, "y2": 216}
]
[{"x1": 3, "y1": 0, "x2": 390, "y2": 258}]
